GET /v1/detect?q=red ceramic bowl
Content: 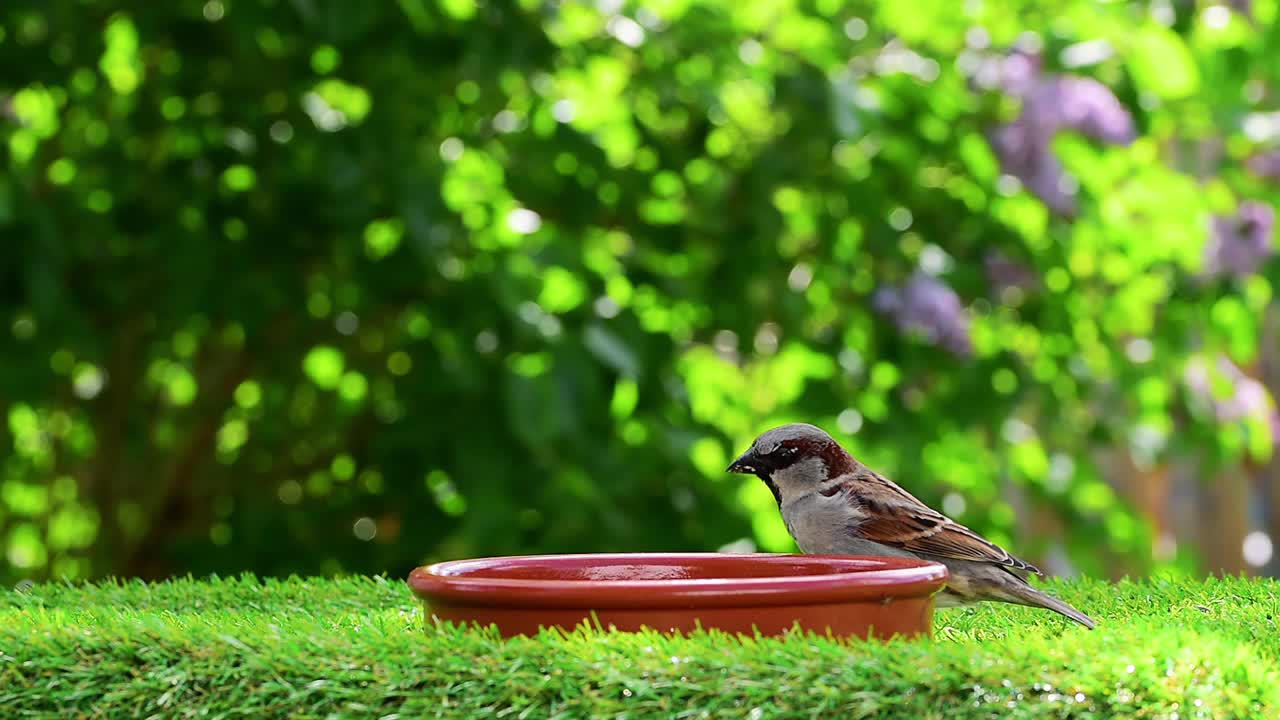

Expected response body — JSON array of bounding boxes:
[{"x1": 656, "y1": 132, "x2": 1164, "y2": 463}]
[{"x1": 408, "y1": 553, "x2": 948, "y2": 640}]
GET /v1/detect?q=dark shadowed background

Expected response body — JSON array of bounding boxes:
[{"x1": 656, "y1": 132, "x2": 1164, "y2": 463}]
[{"x1": 2, "y1": 0, "x2": 1279, "y2": 584}]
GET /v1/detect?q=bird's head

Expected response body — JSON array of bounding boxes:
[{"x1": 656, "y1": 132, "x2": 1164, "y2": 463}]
[{"x1": 726, "y1": 423, "x2": 857, "y2": 504}]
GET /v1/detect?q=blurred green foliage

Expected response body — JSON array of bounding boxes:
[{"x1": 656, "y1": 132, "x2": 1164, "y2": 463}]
[{"x1": 1, "y1": 0, "x2": 1278, "y2": 582}]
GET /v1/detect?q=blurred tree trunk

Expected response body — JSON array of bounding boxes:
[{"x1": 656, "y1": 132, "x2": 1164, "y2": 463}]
[
  {"x1": 1105, "y1": 448, "x2": 1168, "y2": 579},
  {"x1": 120, "y1": 350, "x2": 252, "y2": 579},
  {"x1": 86, "y1": 316, "x2": 148, "y2": 578},
  {"x1": 1200, "y1": 467, "x2": 1250, "y2": 575},
  {"x1": 1258, "y1": 304, "x2": 1280, "y2": 577}
]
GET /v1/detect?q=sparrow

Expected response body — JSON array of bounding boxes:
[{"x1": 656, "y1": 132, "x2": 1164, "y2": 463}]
[{"x1": 727, "y1": 423, "x2": 1096, "y2": 629}]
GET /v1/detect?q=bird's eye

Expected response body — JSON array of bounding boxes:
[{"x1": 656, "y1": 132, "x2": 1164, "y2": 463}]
[{"x1": 777, "y1": 446, "x2": 797, "y2": 459}]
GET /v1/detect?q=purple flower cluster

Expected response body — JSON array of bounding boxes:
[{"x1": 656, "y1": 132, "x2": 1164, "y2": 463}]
[
  {"x1": 984, "y1": 250, "x2": 1039, "y2": 299},
  {"x1": 982, "y1": 51, "x2": 1136, "y2": 215},
  {"x1": 1203, "y1": 201, "x2": 1275, "y2": 279},
  {"x1": 1246, "y1": 151, "x2": 1280, "y2": 180},
  {"x1": 873, "y1": 274, "x2": 973, "y2": 356},
  {"x1": 1184, "y1": 354, "x2": 1280, "y2": 445},
  {"x1": 988, "y1": 120, "x2": 1075, "y2": 214}
]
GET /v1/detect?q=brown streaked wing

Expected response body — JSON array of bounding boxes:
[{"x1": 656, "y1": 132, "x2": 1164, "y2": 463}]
[{"x1": 833, "y1": 474, "x2": 1042, "y2": 575}]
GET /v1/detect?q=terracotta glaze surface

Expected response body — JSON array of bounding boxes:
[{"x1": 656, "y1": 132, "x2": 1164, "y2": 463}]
[{"x1": 408, "y1": 552, "x2": 948, "y2": 640}]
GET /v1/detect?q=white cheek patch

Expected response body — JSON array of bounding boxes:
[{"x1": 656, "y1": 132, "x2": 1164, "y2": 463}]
[{"x1": 770, "y1": 456, "x2": 827, "y2": 498}]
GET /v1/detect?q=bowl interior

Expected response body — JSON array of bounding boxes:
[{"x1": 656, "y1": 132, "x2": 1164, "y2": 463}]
[
  {"x1": 429, "y1": 553, "x2": 929, "y2": 583},
  {"x1": 412, "y1": 553, "x2": 948, "y2": 620}
]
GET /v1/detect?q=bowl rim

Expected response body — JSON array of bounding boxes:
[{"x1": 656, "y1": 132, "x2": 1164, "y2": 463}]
[{"x1": 408, "y1": 552, "x2": 948, "y2": 609}]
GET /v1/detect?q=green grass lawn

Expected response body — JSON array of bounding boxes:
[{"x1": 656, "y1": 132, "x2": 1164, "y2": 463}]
[{"x1": 1, "y1": 575, "x2": 1277, "y2": 718}]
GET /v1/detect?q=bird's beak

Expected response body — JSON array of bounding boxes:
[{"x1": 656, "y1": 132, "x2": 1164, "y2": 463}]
[{"x1": 726, "y1": 449, "x2": 758, "y2": 475}]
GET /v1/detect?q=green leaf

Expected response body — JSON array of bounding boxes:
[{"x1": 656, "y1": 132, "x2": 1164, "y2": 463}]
[
  {"x1": 539, "y1": 267, "x2": 587, "y2": 313},
  {"x1": 689, "y1": 436, "x2": 727, "y2": 479},
  {"x1": 440, "y1": 0, "x2": 476, "y2": 20},
  {"x1": 338, "y1": 371, "x2": 368, "y2": 403},
  {"x1": 1127, "y1": 26, "x2": 1200, "y2": 100},
  {"x1": 610, "y1": 378, "x2": 639, "y2": 419},
  {"x1": 99, "y1": 15, "x2": 143, "y2": 95},
  {"x1": 303, "y1": 347, "x2": 346, "y2": 390},
  {"x1": 221, "y1": 165, "x2": 257, "y2": 193},
  {"x1": 363, "y1": 219, "x2": 405, "y2": 260}
]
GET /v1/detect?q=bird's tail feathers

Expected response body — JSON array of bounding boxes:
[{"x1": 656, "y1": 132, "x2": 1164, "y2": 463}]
[{"x1": 1006, "y1": 584, "x2": 1097, "y2": 629}]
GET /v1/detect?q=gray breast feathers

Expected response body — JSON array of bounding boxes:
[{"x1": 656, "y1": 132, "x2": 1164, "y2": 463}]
[{"x1": 780, "y1": 491, "x2": 917, "y2": 559}]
